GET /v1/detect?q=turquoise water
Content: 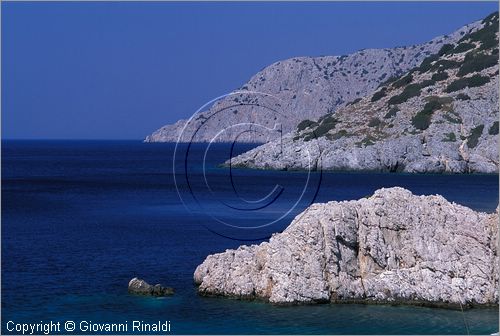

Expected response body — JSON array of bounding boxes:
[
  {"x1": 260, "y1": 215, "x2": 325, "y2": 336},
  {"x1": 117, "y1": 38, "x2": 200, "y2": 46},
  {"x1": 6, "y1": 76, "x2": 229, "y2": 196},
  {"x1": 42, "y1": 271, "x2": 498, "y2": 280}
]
[{"x1": 2, "y1": 141, "x2": 498, "y2": 334}]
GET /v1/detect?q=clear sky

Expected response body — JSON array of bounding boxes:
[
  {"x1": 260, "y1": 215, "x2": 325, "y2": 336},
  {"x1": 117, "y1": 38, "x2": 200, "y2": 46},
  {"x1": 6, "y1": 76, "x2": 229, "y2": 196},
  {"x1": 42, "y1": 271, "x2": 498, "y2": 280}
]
[{"x1": 2, "y1": 1, "x2": 498, "y2": 140}]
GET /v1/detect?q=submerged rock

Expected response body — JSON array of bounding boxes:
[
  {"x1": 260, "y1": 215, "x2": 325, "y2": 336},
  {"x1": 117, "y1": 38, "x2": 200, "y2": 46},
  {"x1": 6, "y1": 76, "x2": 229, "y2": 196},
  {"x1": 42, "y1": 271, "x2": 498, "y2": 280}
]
[
  {"x1": 194, "y1": 187, "x2": 498, "y2": 307},
  {"x1": 128, "y1": 278, "x2": 174, "y2": 297}
]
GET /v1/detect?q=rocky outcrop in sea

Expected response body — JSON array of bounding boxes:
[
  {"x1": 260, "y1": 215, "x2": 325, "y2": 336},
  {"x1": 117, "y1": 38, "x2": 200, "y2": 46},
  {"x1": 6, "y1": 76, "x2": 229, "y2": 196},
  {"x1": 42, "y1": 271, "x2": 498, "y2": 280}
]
[
  {"x1": 194, "y1": 187, "x2": 499, "y2": 307},
  {"x1": 128, "y1": 278, "x2": 174, "y2": 297},
  {"x1": 145, "y1": 19, "x2": 481, "y2": 143},
  {"x1": 227, "y1": 13, "x2": 499, "y2": 173}
]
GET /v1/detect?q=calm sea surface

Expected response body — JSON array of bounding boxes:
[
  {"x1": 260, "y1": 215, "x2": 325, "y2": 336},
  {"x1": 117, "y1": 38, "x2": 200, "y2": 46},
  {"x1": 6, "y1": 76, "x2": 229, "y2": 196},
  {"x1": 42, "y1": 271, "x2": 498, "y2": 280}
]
[{"x1": 2, "y1": 140, "x2": 499, "y2": 334}]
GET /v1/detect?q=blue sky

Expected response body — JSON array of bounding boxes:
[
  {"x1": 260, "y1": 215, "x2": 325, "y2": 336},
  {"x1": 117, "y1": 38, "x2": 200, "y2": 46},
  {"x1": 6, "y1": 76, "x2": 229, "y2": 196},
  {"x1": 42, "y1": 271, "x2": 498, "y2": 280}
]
[{"x1": 2, "y1": 1, "x2": 498, "y2": 140}]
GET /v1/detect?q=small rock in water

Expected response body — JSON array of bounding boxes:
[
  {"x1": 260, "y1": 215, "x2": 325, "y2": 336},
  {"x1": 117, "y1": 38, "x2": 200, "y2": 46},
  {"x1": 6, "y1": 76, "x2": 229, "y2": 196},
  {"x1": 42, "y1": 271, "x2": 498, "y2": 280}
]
[{"x1": 128, "y1": 277, "x2": 174, "y2": 297}]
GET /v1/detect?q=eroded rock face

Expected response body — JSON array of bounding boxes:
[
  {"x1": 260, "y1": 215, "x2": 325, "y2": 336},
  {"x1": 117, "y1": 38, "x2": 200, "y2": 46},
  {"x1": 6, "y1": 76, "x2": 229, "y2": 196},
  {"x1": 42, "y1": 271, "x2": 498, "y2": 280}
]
[
  {"x1": 128, "y1": 278, "x2": 174, "y2": 297},
  {"x1": 194, "y1": 188, "x2": 499, "y2": 307}
]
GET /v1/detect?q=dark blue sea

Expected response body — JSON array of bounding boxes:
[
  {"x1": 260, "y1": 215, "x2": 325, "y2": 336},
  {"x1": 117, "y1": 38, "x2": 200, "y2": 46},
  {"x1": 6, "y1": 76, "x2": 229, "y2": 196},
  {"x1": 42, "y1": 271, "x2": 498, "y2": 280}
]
[{"x1": 2, "y1": 140, "x2": 499, "y2": 335}]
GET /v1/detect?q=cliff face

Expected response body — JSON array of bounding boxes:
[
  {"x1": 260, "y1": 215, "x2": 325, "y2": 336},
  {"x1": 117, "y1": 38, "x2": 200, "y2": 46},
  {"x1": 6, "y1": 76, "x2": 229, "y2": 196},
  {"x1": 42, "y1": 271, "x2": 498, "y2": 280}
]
[
  {"x1": 145, "y1": 20, "x2": 480, "y2": 143},
  {"x1": 227, "y1": 13, "x2": 499, "y2": 173},
  {"x1": 194, "y1": 188, "x2": 499, "y2": 307}
]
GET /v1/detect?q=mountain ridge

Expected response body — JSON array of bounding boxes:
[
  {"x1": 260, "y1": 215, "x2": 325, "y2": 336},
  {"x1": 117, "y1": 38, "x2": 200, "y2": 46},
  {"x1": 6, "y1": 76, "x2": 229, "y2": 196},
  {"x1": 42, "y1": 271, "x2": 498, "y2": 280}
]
[
  {"x1": 145, "y1": 19, "x2": 481, "y2": 143},
  {"x1": 226, "y1": 12, "x2": 499, "y2": 173}
]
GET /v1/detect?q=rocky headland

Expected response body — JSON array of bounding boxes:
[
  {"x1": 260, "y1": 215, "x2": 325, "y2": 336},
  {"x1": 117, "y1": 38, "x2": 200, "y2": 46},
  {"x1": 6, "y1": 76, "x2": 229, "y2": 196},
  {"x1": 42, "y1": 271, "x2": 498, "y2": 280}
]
[
  {"x1": 226, "y1": 13, "x2": 499, "y2": 173},
  {"x1": 194, "y1": 187, "x2": 499, "y2": 307},
  {"x1": 145, "y1": 18, "x2": 481, "y2": 143}
]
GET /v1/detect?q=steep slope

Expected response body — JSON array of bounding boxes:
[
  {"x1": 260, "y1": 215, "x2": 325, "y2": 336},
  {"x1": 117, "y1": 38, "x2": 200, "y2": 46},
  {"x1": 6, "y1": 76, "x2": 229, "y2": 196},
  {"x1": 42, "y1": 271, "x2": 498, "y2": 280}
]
[
  {"x1": 227, "y1": 12, "x2": 499, "y2": 173},
  {"x1": 194, "y1": 188, "x2": 499, "y2": 306},
  {"x1": 145, "y1": 20, "x2": 480, "y2": 143}
]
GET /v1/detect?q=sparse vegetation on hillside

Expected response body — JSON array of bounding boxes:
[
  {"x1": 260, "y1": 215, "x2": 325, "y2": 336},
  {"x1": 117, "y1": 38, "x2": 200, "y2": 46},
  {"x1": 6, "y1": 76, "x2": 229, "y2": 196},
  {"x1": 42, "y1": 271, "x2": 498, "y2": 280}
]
[
  {"x1": 417, "y1": 54, "x2": 439, "y2": 73},
  {"x1": 388, "y1": 83, "x2": 422, "y2": 105},
  {"x1": 462, "y1": 11, "x2": 498, "y2": 51},
  {"x1": 445, "y1": 74, "x2": 490, "y2": 92},
  {"x1": 412, "y1": 99, "x2": 442, "y2": 130},
  {"x1": 467, "y1": 124, "x2": 484, "y2": 148},
  {"x1": 457, "y1": 52, "x2": 498, "y2": 76},
  {"x1": 442, "y1": 132, "x2": 457, "y2": 142},
  {"x1": 288, "y1": 12, "x2": 498, "y2": 147},
  {"x1": 438, "y1": 44, "x2": 454, "y2": 56},
  {"x1": 489, "y1": 121, "x2": 499, "y2": 135},
  {"x1": 384, "y1": 106, "x2": 399, "y2": 119},
  {"x1": 297, "y1": 119, "x2": 318, "y2": 132},
  {"x1": 431, "y1": 59, "x2": 461, "y2": 72},
  {"x1": 371, "y1": 88, "x2": 387, "y2": 102},
  {"x1": 297, "y1": 114, "x2": 340, "y2": 141},
  {"x1": 392, "y1": 74, "x2": 413, "y2": 88},
  {"x1": 452, "y1": 42, "x2": 475, "y2": 54},
  {"x1": 431, "y1": 72, "x2": 449, "y2": 81}
]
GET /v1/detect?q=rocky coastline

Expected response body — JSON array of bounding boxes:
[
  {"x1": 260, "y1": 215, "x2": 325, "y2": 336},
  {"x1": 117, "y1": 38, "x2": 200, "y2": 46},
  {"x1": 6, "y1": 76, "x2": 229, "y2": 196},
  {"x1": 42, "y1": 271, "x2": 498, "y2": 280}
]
[
  {"x1": 225, "y1": 13, "x2": 499, "y2": 174},
  {"x1": 145, "y1": 20, "x2": 480, "y2": 144},
  {"x1": 194, "y1": 188, "x2": 499, "y2": 308}
]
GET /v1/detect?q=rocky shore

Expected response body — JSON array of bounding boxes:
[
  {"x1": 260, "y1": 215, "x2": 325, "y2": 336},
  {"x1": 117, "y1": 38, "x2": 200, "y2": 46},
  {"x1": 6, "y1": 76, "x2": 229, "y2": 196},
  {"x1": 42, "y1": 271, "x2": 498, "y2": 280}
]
[
  {"x1": 194, "y1": 188, "x2": 499, "y2": 307},
  {"x1": 226, "y1": 13, "x2": 499, "y2": 174}
]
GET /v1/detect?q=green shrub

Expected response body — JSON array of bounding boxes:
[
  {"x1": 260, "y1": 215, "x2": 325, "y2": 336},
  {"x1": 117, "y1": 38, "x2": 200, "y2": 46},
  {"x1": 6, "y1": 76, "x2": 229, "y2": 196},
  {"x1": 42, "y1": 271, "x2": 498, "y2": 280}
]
[
  {"x1": 297, "y1": 119, "x2": 318, "y2": 132},
  {"x1": 445, "y1": 74, "x2": 490, "y2": 92},
  {"x1": 368, "y1": 117, "x2": 382, "y2": 127},
  {"x1": 438, "y1": 44, "x2": 454, "y2": 56},
  {"x1": 371, "y1": 88, "x2": 387, "y2": 102},
  {"x1": 379, "y1": 75, "x2": 399, "y2": 87},
  {"x1": 456, "y1": 93, "x2": 470, "y2": 100},
  {"x1": 419, "y1": 79, "x2": 436, "y2": 88},
  {"x1": 392, "y1": 74, "x2": 413, "y2": 88},
  {"x1": 467, "y1": 124, "x2": 484, "y2": 148},
  {"x1": 311, "y1": 123, "x2": 334, "y2": 138},
  {"x1": 489, "y1": 121, "x2": 499, "y2": 135},
  {"x1": 452, "y1": 42, "x2": 475, "y2": 54},
  {"x1": 425, "y1": 95, "x2": 453, "y2": 105},
  {"x1": 431, "y1": 71, "x2": 449, "y2": 81},
  {"x1": 458, "y1": 13, "x2": 498, "y2": 51},
  {"x1": 430, "y1": 60, "x2": 460, "y2": 72},
  {"x1": 412, "y1": 99, "x2": 442, "y2": 130},
  {"x1": 384, "y1": 106, "x2": 399, "y2": 119},
  {"x1": 482, "y1": 11, "x2": 499, "y2": 25},
  {"x1": 442, "y1": 132, "x2": 457, "y2": 142},
  {"x1": 388, "y1": 84, "x2": 421, "y2": 105},
  {"x1": 457, "y1": 52, "x2": 498, "y2": 76},
  {"x1": 303, "y1": 115, "x2": 339, "y2": 141},
  {"x1": 417, "y1": 54, "x2": 439, "y2": 73}
]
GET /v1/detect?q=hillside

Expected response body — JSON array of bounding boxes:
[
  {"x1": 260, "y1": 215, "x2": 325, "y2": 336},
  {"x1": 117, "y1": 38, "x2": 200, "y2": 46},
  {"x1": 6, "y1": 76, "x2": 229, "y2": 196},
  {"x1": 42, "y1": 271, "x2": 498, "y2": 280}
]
[
  {"x1": 145, "y1": 20, "x2": 480, "y2": 143},
  {"x1": 227, "y1": 12, "x2": 499, "y2": 173}
]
